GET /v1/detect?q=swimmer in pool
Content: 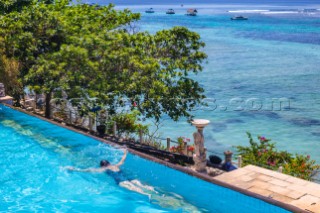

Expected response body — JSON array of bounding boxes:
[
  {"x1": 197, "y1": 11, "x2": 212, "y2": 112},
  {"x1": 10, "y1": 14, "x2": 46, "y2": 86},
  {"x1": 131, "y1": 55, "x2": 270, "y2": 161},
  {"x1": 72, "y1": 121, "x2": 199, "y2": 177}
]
[
  {"x1": 66, "y1": 148, "x2": 128, "y2": 173},
  {"x1": 64, "y1": 149, "x2": 200, "y2": 211},
  {"x1": 65, "y1": 148, "x2": 155, "y2": 195}
]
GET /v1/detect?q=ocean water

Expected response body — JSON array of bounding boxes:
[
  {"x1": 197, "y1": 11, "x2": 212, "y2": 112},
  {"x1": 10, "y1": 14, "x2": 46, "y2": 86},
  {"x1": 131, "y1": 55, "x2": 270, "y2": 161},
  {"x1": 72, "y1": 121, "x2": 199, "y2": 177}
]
[
  {"x1": 94, "y1": 0, "x2": 320, "y2": 6},
  {"x1": 0, "y1": 105, "x2": 289, "y2": 212},
  {"x1": 106, "y1": 3, "x2": 320, "y2": 166}
]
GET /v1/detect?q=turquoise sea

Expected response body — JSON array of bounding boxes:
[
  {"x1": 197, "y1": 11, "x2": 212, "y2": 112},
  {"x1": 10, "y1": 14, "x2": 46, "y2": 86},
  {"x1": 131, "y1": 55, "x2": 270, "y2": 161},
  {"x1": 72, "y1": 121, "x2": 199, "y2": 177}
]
[{"x1": 108, "y1": 2, "x2": 320, "y2": 166}]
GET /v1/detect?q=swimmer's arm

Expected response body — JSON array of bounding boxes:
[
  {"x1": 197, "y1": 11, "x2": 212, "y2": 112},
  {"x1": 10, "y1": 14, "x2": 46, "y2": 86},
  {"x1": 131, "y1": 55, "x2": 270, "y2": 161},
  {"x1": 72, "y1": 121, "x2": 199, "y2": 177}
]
[
  {"x1": 64, "y1": 166, "x2": 106, "y2": 173},
  {"x1": 115, "y1": 149, "x2": 128, "y2": 167}
]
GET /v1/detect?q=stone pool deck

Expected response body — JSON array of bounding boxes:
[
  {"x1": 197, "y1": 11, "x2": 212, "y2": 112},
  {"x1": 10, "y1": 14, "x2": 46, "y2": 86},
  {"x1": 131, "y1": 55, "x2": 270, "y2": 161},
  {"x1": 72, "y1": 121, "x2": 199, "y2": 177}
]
[{"x1": 214, "y1": 165, "x2": 320, "y2": 213}]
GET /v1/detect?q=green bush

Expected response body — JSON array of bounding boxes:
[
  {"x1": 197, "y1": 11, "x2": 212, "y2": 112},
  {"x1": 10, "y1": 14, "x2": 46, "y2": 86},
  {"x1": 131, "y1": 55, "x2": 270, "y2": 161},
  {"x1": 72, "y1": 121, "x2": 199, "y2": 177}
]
[
  {"x1": 110, "y1": 110, "x2": 148, "y2": 137},
  {"x1": 236, "y1": 132, "x2": 320, "y2": 180}
]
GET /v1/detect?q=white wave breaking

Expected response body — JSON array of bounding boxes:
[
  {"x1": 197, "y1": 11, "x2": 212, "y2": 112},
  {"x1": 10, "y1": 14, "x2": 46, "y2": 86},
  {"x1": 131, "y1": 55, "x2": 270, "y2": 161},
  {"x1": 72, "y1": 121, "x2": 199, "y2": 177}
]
[{"x1": 227, "y1": 9, "x2": 270, "y2": 13}]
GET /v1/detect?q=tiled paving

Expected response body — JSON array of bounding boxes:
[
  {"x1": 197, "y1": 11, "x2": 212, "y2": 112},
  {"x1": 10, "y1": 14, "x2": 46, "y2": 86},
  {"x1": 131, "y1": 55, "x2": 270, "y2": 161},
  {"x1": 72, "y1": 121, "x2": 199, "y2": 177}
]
[{"x1": 213, "y1": 165, "x2": 320, "y2": 213}]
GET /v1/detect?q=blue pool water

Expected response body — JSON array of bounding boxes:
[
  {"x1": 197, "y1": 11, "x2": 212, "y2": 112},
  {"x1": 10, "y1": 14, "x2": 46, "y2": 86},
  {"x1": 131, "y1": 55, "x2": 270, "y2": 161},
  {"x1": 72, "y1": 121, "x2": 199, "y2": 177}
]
[
  {"x1": 108, "y1": 3, "x2": 320, "y2": 167},
  {"x1": 0, "y1": 105, "x2": 289, "y2": 212}
]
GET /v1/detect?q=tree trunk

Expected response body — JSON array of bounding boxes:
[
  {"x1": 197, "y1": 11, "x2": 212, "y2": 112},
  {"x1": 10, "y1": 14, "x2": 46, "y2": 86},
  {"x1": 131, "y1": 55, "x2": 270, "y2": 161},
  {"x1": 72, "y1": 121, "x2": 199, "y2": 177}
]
[{"x1": 45, "y1": 92, "x2": 52, "y2": 118}]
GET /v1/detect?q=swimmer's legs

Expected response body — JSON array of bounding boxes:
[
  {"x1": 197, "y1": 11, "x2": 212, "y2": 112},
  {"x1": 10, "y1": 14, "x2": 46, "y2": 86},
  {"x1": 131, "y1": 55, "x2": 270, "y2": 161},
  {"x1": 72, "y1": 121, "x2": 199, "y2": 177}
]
[
  {"x1": 130, "y1": 179, "x2": 157, "y2": 193},
  {"x1": 119, "y1": 181, "x2": 150, "y2": 197},
  {"x1": 119, "y1": 180, "x2": 200, "y2": 212}
]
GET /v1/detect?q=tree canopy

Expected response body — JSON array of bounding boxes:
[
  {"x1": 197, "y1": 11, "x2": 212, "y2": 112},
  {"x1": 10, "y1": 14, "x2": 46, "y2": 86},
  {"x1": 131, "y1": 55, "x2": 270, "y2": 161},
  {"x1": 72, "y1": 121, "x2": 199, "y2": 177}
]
[
  {"x1": 0, "y1": 0, "x2": 207, "y2": 121},
  {"x1": 0, "y1": 0, "x2": 53, "y2": 14}
]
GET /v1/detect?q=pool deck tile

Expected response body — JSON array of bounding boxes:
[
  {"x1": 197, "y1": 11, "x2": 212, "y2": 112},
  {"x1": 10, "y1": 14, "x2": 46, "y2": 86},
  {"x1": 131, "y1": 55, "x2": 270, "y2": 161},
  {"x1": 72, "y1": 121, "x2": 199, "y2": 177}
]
[
  {"x1": 213, "y1": 165, "x2": 320, "y2": 213},
  {"x1": 290, "y1": 195, "x2": 320, "y2": 212},
  {"x1": 284, "y1": 190, "x2": 306, "y2": 200},
  {"x1": 268, "y1": 185, "x2": 291, "y2": 194},
  {"x1": 251, "y1": 180, "x2": 272, "y2": 189},
  {"x1": 268, "y1": 179, "x2": 291, "y2": 187},
  {"x1": 247, "y1": 186, "x2": 273, "y2": 197},
  {"x1": 285, "y1": 176, "x2": 310, "y2": 186},
  {"x1": 271, "y1": 193, "x2": 295, "y2": 204},
  {"x1": 256, "y1": 174, "x2": 273, "y2": 182}
]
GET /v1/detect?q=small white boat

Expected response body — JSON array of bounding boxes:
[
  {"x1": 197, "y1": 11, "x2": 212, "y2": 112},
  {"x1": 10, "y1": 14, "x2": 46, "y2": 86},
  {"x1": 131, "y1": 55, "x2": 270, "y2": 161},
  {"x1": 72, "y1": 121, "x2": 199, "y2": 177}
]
[
  {"x1": 231, "y1": 15, "x2": 248, "y2": 20},
  {"x1": 145, "y1": 8, "x2": 155, "y2": 13},
  {"x1": 186, "y1": 8, "x2": 198, "y2": 16},
  {"x1": 166, "y1": 9, "x2": 175, "y2": 14}
]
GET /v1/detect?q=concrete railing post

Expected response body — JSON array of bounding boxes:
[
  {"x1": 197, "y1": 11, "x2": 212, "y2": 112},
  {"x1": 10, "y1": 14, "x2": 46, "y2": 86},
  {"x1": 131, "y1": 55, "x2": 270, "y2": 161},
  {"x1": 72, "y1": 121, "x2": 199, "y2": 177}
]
[
  {"x1": 139, "y1": 128, "x2": 144, "y2": 144},
  {"x1": 224, "y1": 150, "x2": 233, "y2": 164},
  {"x1": 166, "y1": 138, "x2": 171, "y2": 151},
  {"x1": 183, "y1": 142, "x2": 188, "y2": 155},
  {"x1": 113, "y1": 122, "x2": 117, "y2": 136},
  {"x1": 88, "y1": 116, "x2": 93, "y2": 131},
  {"x1": 238, "y1": 155, "x2": 243, "y2": 168}
]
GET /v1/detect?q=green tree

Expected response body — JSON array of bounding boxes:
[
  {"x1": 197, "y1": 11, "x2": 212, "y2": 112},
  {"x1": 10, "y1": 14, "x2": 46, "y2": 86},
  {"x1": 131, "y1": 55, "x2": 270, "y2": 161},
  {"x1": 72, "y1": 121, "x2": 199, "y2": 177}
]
[
  {"x1": 0, "y1": 0, "x2": 140, "y2": 117},
  {"x1": 0, "y1": 0, "x2": 207, "y2": 122},
  {"x1": 0, "y1": 0, "x2": 53, "y2": 15},
  {"x1": 0, "y1": 49, "x2": 23, "y2": 104}
]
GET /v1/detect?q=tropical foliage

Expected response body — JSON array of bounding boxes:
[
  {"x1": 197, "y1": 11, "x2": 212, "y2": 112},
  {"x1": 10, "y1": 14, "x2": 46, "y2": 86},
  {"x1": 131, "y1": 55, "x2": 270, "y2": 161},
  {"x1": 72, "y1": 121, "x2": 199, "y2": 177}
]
[
  {"x1": 236, "y1": 132, "x2": 320, "y2": 180},
  {"x1": 110, "y1": 109, "x2": 147, "y2": 137},
  {"x1": 0, "y1": 53, "x2": 23, "y2": 104},
  {"x1": 0, "y1": 0, "x2": 53, "y2": 14},
  {"x1": 0, "y1": 0, "x2": 207, "y2": 122}
]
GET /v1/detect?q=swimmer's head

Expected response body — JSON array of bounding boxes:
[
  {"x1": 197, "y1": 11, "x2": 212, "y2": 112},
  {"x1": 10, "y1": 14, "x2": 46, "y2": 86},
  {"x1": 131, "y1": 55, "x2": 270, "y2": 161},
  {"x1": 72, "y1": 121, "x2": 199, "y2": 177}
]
[{"x1": 100, "y1": 160, "x2": 110, "y2": 167}]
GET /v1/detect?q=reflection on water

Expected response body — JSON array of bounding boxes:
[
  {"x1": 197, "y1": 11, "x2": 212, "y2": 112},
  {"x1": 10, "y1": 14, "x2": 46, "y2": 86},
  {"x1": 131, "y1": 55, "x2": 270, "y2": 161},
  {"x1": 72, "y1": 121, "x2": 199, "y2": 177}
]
[{"x1": 1, "y1": 120, "x2": 71, "y2": 154}]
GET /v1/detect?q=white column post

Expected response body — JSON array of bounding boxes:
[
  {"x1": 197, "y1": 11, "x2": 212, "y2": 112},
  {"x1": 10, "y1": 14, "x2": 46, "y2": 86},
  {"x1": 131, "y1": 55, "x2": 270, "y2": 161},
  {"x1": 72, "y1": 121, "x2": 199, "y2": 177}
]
[{"x1": 191, "y1": 119, "x2": 210, "y2": 173}]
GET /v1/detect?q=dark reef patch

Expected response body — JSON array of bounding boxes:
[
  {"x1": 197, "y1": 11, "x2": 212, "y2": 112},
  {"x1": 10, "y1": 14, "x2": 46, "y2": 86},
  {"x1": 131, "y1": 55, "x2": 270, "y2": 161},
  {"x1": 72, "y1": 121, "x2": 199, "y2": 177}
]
[
  {"x1": 258, "y1": 111, "x2": 281, "y2": 119},
  {"x1": 211, "y1": 122, "x2": 227, "y2": 132},
  {"x1": 239, "y1": 112, "x2": 256, "y2": 118},
  {"x1": 311, "y1": 131, "x2": 320, "y2": 137},
  {"x1": 225, "y1": 118, "x2": 244, "y2": 124},
  {"x1": 232, "y1": 85, "x2": 247, "y2": 90},
  {"x1": 239, "y1": 111, "x2": 281, "y2": 119},
  {"x1": 290, "y1": 118, "x2": 320, "y2": 126}
]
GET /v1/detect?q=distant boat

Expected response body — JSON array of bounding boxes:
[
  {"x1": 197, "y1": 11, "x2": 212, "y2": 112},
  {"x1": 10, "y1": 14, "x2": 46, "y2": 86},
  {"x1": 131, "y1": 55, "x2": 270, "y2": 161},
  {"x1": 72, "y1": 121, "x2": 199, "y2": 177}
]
[
  {"x1": 186, "y1": 8, "x2": 198, "y2": 16},
  {"x1": 231, "y1": 15, "x2": 248, "y2": 20},
  {"x1": 166, "y1": 9, "x2": 175, "y2": 14},
  {"x1": 145, "y1": 8, "x2": 155, "y2": 13}
]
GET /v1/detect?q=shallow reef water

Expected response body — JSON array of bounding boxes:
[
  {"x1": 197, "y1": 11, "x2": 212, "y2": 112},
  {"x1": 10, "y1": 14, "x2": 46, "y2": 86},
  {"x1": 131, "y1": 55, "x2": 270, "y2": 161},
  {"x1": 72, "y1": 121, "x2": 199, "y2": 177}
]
[{"x1": 131, "y1": 4, "x2": 320, "y2": 165}]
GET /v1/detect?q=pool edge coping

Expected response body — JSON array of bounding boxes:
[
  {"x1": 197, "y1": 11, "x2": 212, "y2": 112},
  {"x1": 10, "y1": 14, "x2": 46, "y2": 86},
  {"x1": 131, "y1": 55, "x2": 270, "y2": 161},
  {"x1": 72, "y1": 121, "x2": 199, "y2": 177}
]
[{"x1": 2, "y1": 104, "x2": 307, "y2": 213}]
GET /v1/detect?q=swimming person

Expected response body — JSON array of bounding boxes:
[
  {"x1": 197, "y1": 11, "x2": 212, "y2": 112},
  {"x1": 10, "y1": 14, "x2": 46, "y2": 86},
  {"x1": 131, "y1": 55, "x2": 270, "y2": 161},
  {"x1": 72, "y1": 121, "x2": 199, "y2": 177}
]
[
  {"x1": 65, "y1": 148, "x2": 200, "y2": 212},
  {"x1": 66, "y1": 149, "x2": 128, "y2": 173},
  {"x1": 65, "y1": 148, "x2": 156, "y2": 196},
  {"x1": 65, "y1": 148, "x2": 128, "y2": 173}
]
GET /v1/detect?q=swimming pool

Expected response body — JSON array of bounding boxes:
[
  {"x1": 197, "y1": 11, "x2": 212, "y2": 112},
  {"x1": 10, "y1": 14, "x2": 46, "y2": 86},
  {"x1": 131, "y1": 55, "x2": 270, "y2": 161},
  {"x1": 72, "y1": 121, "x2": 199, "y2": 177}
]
[{"x1": 0, "y1": 105, "x2": 289, "y2": 212}]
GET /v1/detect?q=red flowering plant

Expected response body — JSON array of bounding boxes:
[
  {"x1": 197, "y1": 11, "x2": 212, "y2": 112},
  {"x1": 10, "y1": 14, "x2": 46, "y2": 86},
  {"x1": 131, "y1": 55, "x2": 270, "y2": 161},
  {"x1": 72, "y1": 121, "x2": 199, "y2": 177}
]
[
  {"x1": 170, "y1": 146, "x2": 178, "y2": 153},
  {"x1": 236, "y1": 132, "x2": 320, "y2": 180},
  {"x1": 170, "y1": 136, "x2": 191, "y2": 154},
  {"x1": 283, "y1": 154, "x2": 320, "y2": 180},
  {"x1": 187, "y1": 145, "x2": 195, "y2": 154}
]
